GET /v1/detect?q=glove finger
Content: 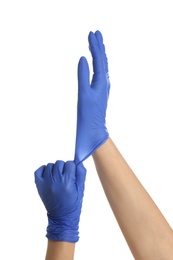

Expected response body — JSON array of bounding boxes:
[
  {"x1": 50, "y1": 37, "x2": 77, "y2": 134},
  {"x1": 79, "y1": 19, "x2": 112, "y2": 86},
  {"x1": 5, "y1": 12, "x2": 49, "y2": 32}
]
[
  {"x1": 78, "y1": 56, "x2": 90, "y2": 94},
  {"x1": 43, "y1": 163, "x2": 54, "y2": 181},
  {"x1": 88, "y1": 31, "x2": 104, "y2": 74},
  {"x1": 53, "y1": 160, "x2": 65, "y2": 180},
  {"x1": 63, "y1": 160, "x2": 76, "y2": 184},
  {"x1": 34, "y1": 165, "x2": 46, "y2": 180},
  {"x1": 95, "y1": 30, "x2": 109, "y2": 74}
]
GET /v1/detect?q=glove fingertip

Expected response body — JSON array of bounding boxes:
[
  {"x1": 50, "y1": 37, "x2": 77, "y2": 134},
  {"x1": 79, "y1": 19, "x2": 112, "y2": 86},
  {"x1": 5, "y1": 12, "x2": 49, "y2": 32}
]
[
  {"x1": 88, "y1": 31, "x2": 94, "y2": 41},
  {"x1": 78, "y1": 56, "x2": 90, "y2": 91},
  {"x1": 34, "y1": 165, "x2": 46, "y2": 179},
  {"x1": 95, "y1": 30, "x2": 103, "y2": 42},
  {"x1": 78, "y1": 56, "x2": 88, "y2": 71}
]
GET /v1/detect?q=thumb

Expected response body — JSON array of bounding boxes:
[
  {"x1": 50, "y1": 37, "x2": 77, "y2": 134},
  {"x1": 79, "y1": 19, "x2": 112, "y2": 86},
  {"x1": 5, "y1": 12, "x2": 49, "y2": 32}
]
[{"x1": 78, "y1": 56, "x2": 90, "y2": 94}]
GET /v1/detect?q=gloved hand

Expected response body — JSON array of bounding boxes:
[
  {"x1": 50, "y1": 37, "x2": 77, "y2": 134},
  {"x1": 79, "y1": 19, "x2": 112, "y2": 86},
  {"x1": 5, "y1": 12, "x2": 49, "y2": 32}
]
[
  {"x1": 74, "y1": 30, "x2": 110, "y2": 165},
  {"x1": 34, "y1": 160, "x2": 86, "y2": 242}
]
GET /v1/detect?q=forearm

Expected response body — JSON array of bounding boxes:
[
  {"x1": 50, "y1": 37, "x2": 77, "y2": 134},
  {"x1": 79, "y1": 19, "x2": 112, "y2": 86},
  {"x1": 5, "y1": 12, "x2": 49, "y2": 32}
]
[
  {"x1": 45, "y1": 240, "x2": 75, "y2": 260},
  {"x1": 93, "y1": 137, "x2": 173, "y2": 259}
]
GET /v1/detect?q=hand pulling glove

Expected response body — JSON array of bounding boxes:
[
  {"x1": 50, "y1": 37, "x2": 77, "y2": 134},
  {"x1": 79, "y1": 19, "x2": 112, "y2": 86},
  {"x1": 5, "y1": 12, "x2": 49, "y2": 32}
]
[
  {"x1": 75, "y1": 30, "x2": 110, "y2": 165},
  {"x1": 34, "y1": 160, "x2": 86, "y2": 242}
]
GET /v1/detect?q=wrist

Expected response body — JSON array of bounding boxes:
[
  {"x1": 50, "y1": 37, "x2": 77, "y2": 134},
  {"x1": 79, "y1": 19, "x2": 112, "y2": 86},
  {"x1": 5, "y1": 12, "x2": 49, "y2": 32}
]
[
  {"x1": 46, "y1": 240, "x2": 75, "y2": 260},
  {"x1": 46, "y1": 214, "x2": 80, "y2": 243}
]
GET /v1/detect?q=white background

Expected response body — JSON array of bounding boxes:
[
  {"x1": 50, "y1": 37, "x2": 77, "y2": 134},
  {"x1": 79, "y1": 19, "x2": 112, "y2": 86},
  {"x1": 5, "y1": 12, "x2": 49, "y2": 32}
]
[{"x1": 0, "y1": 0, "x2": 173, "y2": 259}]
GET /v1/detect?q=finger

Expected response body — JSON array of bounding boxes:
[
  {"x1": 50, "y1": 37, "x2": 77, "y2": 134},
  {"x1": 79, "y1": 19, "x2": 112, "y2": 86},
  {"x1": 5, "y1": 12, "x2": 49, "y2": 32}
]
[
  {"x1": 43, "y1": 163, "x2": 54, "y2": 181},
  {"x1": 95, "y1": 30, "x2": 104, "y2": 51},
  {"x1": 95, "y1": 30, "x2": 109, "y2": 73},
  {"x1": 53, "y1": 160, "x2": 65, "y2": 181},
  {"x1": 88, "y1": 31, "x2": 104, "y2": 74},
  {"x1": 78, "y1": 56, "x2": 90, "y2": 94},
  {"x1": 63, "y1": 161, "x2": 76, "y2": 184},
  {"x1": 34, "y1": 165, "x2": 46, "y2": 180}
]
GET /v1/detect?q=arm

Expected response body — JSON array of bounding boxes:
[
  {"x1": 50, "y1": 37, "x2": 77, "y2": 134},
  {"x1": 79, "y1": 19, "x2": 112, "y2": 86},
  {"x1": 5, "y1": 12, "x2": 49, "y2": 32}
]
[
  {"x1": 45, "y1": 241, "x2": 75, "y2": 260},
  {"x1": 34, "y1": 161, "x2": 86, "y2": 260},
  {"x1": 75, "y1": 30, "x2": 173, "y2": 258},
  {"x1": 93, "y1": 137, "x2": 173, "y2": 259}
]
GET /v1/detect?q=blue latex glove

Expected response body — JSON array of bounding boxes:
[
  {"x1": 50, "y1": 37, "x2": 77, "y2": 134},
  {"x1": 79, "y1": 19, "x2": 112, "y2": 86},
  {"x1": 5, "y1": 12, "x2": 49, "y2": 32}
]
[
  {"x1": 34, "y1": 160, "x2": 86, "y2": 242},
  {"x1": 74, "y1": 30, "x2": 110, "y2": 165}
]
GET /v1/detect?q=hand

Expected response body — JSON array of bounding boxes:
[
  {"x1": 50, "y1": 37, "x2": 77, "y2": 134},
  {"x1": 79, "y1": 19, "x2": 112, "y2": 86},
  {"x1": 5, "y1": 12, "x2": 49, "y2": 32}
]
[
  {"x1": 74, "y1": 30, "x2": 110, "y2": 165},
  {"x1": 34, "y1": 160, "x2": 86, "y2": 242}
]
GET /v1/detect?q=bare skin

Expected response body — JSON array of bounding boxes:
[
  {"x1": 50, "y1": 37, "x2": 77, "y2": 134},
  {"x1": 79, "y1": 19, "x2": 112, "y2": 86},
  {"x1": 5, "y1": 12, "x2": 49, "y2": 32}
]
[
  {"x1": 45, "y1": 240, "x2": 75, "y2": 260},
  {"x1": 93, "y1": 137, "x2": 173, "y2": 259}
]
